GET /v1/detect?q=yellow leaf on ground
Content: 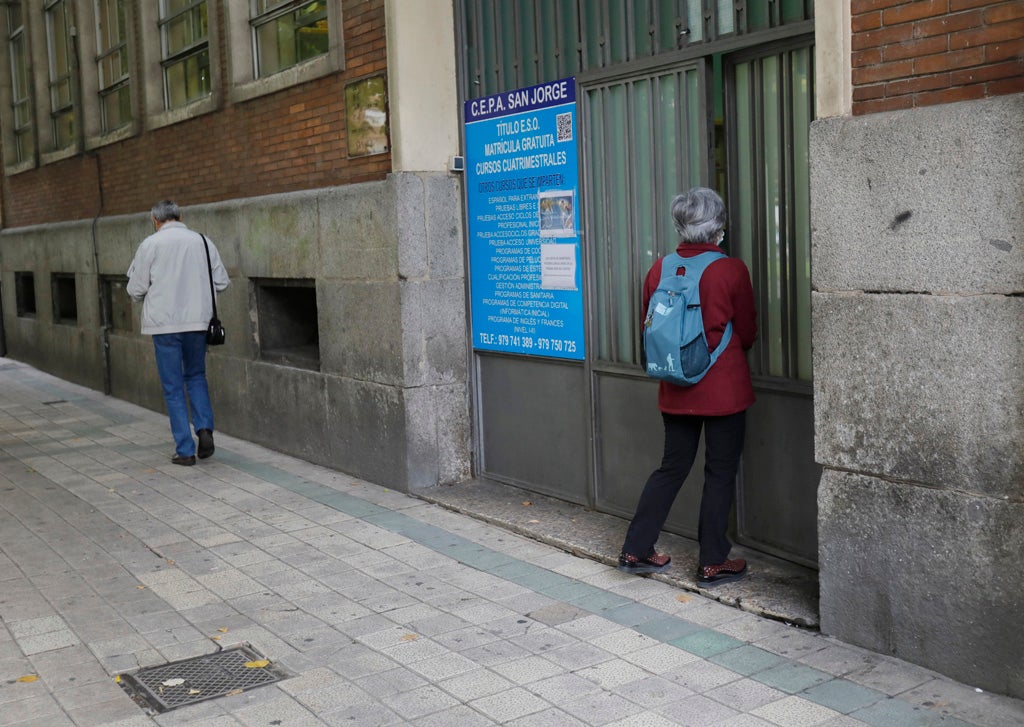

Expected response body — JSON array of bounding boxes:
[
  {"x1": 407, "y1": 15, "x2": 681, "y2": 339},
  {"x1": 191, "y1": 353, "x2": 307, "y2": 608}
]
[
  {"x1": 136, "y1": 585, "x2": 146, "y2": 590},
  {"x1": 676, "y1": 594, "x2": 692, "y2": 603},
  {"x1": 218, "y1": 627, "x2": 229, "y2": 633},
  {"x1": 114, "y1": 675, "x2": 122, "y2": 683},
  {"x1": 244, "y1": 660, "x2": 270, "y2": 669},
  {"x1": 188, "y1": 689, "x2": 202, "y2": 695},
  {"x1": 211, "y1": 635, "x2": 221, "y2": 641},
  {"x1": 401, "y1": 633, "x2": 419, "y2": 641},
  {"x1": 17, "y1": 675, "x2": 38, "y2": 683},
  {"x1": 226, "y1": 688, "x2": 244, "y2": 696}
]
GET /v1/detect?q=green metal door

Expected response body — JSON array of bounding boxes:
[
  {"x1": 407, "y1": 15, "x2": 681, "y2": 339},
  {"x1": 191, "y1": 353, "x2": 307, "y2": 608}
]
[
  {"x1": 583, "y1": 63, "x2": 715, "y2": 538},
  {"x1": 727, "y1": 39, "x2": 819, "y2": 566}
]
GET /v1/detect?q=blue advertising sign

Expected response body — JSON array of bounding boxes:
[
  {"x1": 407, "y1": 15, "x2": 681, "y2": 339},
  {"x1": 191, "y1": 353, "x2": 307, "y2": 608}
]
[{"x1": 464, "y1": 78, "x2": 584, "y2": 360}]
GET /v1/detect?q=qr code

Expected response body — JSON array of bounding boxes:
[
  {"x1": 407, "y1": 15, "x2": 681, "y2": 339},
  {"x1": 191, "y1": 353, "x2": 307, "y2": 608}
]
[{"x1": 556, "y1": 112, "x2": 573, "y2": 142}]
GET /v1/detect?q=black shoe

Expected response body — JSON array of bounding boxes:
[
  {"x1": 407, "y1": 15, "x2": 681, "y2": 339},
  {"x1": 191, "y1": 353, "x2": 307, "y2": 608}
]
[
  {"x1": 618, "y1": 552, "x2": 672, "y2": 574},
  {"x1": 197, "y1": 429, "x2": 215, "y2": 459},
  {"x1": 696, "y1": 558, "x2": 748, "y2": 586},
  {"x1": 171, "y1": 454, "x2": 196, "y2": 466}
]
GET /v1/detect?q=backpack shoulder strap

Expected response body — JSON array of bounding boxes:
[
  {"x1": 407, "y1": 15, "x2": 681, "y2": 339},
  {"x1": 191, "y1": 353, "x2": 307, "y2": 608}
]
[
  {"x1": 677, "y1": 250, "x2": 727, "y2": 279},
  {"x1": 657, "y1": 252, "x2": 684, "y2": 283}
]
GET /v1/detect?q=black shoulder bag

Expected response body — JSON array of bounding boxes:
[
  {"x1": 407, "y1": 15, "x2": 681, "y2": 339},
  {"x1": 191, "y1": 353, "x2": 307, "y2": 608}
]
[{"x1": 200, "y1": 234, "x2": 226, "y2": 346}]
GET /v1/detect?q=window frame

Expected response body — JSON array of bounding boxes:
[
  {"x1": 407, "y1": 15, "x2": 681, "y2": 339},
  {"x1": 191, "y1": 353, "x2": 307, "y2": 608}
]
[
  {"x1": 44, "y1": 0, "x2": 76, "y2": 152},
  {"x1": 94, "y1": 0, "x2": 132, "y2": 134},
  {"x1": 225, "y1": 0, "x2": 343, "y2": 104},
  {"x1": 138, "y1": 0, "x2": 220, "y2": 130},
  {"x1": 77, "y1": 0, "x2": 139, "y2": 148},
  {"x1": 4, "y1": 1, "x2": 36, "y2": 168}
]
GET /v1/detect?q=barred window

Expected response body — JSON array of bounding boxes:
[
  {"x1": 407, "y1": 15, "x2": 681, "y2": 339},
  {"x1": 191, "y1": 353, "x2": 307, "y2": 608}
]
[
  {"x1": 251, "y1": 0, "x2": 329, "y2": 78},
  {"x1": 95, "y1": 0, "x2": 131, "y2": 132},
  {"x1": 159, "y1": 0, "x2": 211, "y2": 109},
  {"x1": 6, "y1": 1, "x2": 34, "y2": 163},
  {"x1": 45, "y1": 0, "x2": 75, "y2": 150}
]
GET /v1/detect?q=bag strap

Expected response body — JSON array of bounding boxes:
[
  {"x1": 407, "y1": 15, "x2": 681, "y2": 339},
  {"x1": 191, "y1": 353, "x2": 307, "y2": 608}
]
[{"x1": 199, "y1": 233, "x2": 218, "y2": 320}]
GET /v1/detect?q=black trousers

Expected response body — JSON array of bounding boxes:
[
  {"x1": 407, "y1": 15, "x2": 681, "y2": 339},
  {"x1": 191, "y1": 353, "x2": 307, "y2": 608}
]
[{"x1": 621, "y1": 411, "x2": 746, "y2": 568}]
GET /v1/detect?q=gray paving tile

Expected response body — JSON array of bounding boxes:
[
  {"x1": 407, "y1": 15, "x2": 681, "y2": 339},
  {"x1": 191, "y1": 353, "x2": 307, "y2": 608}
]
[
  {"x1": 385, "y1": 684, "x2": 461, "y2": 720},
  {"x1": 469, "y1": 686, "x2": 552, "y2": 723},
  {"x1": 560, "y1": 688, "x2": 641, "y2": 725},
  {"x1": 656, "y1": 693, "x2": 744, "y2": 725}
]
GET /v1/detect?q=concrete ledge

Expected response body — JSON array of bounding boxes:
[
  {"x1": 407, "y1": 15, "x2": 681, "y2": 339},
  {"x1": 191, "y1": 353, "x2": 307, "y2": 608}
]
[{"x1": 419, "y1": 477, "x2": 820, "y2": 628}]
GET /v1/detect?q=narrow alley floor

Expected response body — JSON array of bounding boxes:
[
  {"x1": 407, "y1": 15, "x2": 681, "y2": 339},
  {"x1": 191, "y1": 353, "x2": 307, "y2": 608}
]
[{"x1": 0, "y1": 359, "x2": 1020, "y2": 727}]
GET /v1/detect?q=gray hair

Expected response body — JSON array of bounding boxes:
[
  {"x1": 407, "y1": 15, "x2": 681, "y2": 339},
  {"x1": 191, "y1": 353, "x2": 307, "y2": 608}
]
[
  {"x1": 670, "y1": 187, "x2": 727, "y2": 243},
  {"x1": 151, "y1": 200, "x2": 181, "y2": 223}
]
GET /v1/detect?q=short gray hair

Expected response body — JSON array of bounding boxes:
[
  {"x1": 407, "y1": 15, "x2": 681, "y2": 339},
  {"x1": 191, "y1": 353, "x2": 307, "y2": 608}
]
[
  {"x1": 151, "y1": 200, "x2": 181, "y2": 223},
  {"x1": 670, "y1": 187, "x2": 727, "y2": 243}
]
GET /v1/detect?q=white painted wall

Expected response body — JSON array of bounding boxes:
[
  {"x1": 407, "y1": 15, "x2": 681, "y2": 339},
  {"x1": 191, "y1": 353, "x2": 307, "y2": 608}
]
[
  {"x1": 385, "y1": 0, "x2": 461, "y2": 172},
  {"x1": 814, "y1": 0, "x2": 853, "y2": 118}
]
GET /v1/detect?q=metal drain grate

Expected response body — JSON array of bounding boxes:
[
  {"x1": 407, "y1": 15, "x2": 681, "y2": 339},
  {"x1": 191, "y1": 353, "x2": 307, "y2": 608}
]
[{"x1": 117, "y1": 645, "x2": 288, "y2": 713}]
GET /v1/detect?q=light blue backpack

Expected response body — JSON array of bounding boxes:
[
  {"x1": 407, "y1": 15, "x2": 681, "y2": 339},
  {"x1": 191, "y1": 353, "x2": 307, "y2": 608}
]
[{"x1": 643, "y1": 251, "x2": 732, "y2": 386}]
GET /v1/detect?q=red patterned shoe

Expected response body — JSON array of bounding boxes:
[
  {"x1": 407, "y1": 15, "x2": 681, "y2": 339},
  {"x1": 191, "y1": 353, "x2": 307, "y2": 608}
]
[
  {"x1": 618, "y1": 551, "x2": 671, "y2": 574},
  {"x1": 696, "y1": 558, "x2": 748, "y2": 586}
]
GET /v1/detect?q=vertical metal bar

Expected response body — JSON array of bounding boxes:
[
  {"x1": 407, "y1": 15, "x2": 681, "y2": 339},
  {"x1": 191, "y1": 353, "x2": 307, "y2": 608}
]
[
  {"x1": 751, "y1": 59, "x2": 769, "y2": 377},
  {"x1": 569, "y1": 0, "x2": 582, "y2": 75}
]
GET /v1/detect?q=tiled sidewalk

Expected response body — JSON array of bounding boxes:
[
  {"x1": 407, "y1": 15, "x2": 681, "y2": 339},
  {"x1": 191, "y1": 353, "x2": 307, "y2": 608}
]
[{"x1": 0, "y1": 359, "x2": 1021, "y2": 727}]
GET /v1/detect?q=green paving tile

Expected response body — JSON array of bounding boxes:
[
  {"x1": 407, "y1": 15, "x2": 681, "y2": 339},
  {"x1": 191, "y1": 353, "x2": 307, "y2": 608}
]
[
  {"x1": 568, "y1": 589, "x2": 633, "y2": 613},
  {"x1": 753, "y1": 662, "x2": 832, "y2": 694},
  {"x1": 537, "y1": 580, "x2": 601, "y2": 602},
  {"x1": 671, "y1": 629, "x2": 746, "y2": 657},
  {"x1": 363, "y1": 511, "x2": 418, "y2": 530},
  {"x1": 490, "y1": 561, "x2": 574, "y2": 591},
  {"x1": 852, "y1": 696, "x2": 974, "y2": 727},
  {"x1": 418, "y1": 533, "x2": 475, "y2": 551},
  {"x1": 450, "y1": 546, "x2": 517, "y2": 570},
  {"x1": 633, "y1": 615, "x2": 702, "y2": 642},
  {"x1": 601, "y1": 602, "x2": 665, "y2": 628},
  {"x1": 802, "y1": 679, "x2": 885, "y2": 714},
  {"x1": 709, "y1": 645, "x2": 787, "y2": 675}
]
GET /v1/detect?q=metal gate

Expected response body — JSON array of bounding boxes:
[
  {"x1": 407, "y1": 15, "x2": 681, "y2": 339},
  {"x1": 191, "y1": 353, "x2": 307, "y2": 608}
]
[{"x1": 461, "y1": 0, "x2": 819, "y2": 567}]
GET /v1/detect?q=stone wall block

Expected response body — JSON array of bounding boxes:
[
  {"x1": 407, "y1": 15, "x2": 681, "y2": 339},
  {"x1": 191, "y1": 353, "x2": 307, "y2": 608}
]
[
  {"x1": 229, "y1": 362, "x2": 331, "y2": 464},
  {"x1": 318, "y1": 182, "x2": 397, "y2": 281},
  {"x1": 810, "y1": 94, "x2": 1024, "y2": 294},
  {"x1": 400, "y1": 278, "x2": 468, "y2": 389},
  {"x1": 424, "y1": 173, "x2": 465, "y2": 280},
  {"x1": 317, "y1": 280, "x2": 403, "y2": 384},
  {"x1": 215, "y1": 193, "x2": 319, "y2": 280},
  {"x1": 325, "y1": 376, "x2": 408, "y2": 489},
  {"x1": 818, "y1": 469, "x2": 1024, "y2": 698},
  {"x1": 395, "y1": 173, "x2": 428, "y2": 281},
  {"x1": 404, "y1": 383, "x2": 471, "y2": 490},
  {"x1": 813, "y1": 292, "x2": 1023, "y2": 498}
]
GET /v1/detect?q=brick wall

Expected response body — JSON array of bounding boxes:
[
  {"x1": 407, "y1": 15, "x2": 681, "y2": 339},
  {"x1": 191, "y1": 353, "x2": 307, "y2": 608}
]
[
  {"x1": 2, "y1": 0, "x2": 389, "y2": 228},
  {"x1": 851, "y1": 0, "x2": 1024, "y2": 115}
]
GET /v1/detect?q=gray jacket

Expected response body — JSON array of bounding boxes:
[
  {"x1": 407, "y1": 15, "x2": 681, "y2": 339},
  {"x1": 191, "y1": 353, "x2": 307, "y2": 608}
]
[{"x1": 127, "y1": 221, "x2": 230, "y2": 335}]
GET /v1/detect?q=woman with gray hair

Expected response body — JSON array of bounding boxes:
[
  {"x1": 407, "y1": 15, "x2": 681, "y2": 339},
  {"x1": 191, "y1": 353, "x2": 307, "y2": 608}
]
[{"x1": 618, "y1": 187, "x2": 758, "y2": 586}]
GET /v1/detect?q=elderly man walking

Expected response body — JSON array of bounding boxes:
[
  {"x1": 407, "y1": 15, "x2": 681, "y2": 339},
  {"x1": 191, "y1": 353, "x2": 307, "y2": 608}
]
[{"x1": 127, "y1": 200, "x2": 230, "y2": 465}]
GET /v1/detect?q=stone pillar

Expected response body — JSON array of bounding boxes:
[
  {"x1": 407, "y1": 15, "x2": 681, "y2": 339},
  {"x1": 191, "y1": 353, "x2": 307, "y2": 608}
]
[
  {"x1": 384, "y1": 0, "x2": 470, "y2": 489},
  {"x1": 811, "y1": 93, "x2": 1024, "y2": 698}
]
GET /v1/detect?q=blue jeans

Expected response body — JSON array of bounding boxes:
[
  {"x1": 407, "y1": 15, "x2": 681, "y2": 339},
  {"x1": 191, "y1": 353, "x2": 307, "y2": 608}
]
[{"x1": 153, "y1": 332, "x2": 214, "y2": 457}]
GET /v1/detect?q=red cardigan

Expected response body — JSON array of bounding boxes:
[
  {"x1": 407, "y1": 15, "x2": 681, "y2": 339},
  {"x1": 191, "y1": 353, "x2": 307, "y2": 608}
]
[{"x1": 642, "y1": 243, "x2": 758, "y2": 416}]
